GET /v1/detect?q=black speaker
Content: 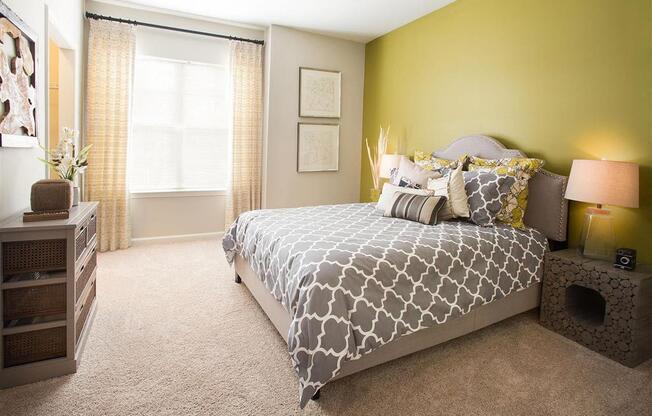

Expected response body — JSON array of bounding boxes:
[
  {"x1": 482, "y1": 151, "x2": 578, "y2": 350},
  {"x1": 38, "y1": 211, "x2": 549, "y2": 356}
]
[{"x1": 614, "y1": 248, "x2": 636, "y2": 271}]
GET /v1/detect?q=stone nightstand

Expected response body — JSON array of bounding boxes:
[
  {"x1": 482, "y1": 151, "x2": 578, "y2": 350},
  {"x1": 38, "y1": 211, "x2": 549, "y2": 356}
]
[{"x1": 540, "y1": 249, "x2": 652, "y2": 367}]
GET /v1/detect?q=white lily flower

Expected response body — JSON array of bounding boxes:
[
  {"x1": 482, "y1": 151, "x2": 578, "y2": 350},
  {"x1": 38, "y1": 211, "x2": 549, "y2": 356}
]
[{"x1": 39, "y1": 126, "x2": 90, "y2": 181}]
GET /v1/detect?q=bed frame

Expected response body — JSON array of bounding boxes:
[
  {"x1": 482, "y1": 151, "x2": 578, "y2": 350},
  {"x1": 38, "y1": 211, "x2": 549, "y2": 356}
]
[{"x1": 233, "y1": 135, "x2": 569, "y2": 400}]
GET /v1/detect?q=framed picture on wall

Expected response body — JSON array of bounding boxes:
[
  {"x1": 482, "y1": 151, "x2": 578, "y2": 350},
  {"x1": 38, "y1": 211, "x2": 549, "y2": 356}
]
[
  {"x1": 299, "y1": 67, "x2": 341, "y2": 118},
  {"x1": 0, "y1": 1, "x2": 38, "y2": 148},
  {"x1": 297, "y1": 122, "x2": 339, "y2": 172}
]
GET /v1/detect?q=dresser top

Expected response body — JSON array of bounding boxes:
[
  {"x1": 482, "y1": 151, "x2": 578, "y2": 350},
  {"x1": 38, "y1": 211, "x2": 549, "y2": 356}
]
[{"x1": 0, "y1": 202, "x2": 98, "y2": 233}]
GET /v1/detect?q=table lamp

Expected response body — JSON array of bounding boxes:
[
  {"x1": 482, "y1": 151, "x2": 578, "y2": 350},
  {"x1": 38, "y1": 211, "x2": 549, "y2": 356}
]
[
  {"x1": 565, "y1": 159, "x2": 639, "y2": 260},
  {"x1": 367, "y1": 154, "x2": 404, "y2": 201}
]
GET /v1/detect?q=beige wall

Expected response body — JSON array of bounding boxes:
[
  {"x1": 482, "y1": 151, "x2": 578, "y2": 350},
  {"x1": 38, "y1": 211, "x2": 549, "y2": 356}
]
[
  {"x1": 46, "y1": 0, "x2": 84, "y2": 49},
  {"x1": 263, "y1": 25, "x2": 365, "y2": 209},
  {"x1": 47, "y1": 0, "x2": 84, "y2": 143},
  {"x1": 130, "y1": 192, "x2": 226, "y2": 238},
  {"x1": 2, "y1": 3, "x2": 365, "y2": 235},
  {"x1": 0, "y1": 0, "x2": 84, "y2": 221},
  {"x1": 57, "y1": 48, "x2": 77, "y2": 139},
  {"x1": 48, "y1": 40, "x2": 60, "y2": 176},
  {"x1": 83, "y1": 4, "x2": 365, "y2": 238}
]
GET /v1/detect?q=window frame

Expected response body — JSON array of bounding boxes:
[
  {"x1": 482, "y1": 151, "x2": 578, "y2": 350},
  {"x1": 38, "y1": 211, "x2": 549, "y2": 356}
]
[
  {"x1": 128, "y1": 54, "x2": 231, "y2": 194},
  {"x1": 129, "y1": 189, "x2": 227, "y2": 199}
]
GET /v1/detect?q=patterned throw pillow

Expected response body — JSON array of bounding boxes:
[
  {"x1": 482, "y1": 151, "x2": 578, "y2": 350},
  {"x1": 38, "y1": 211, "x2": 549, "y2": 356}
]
[
  {"x1": 383, "y1": 192, "x2": 447, "y2": 225},
  {"x1": 376, "y1": 183, "x2": 434, "y2": 212},
  {"x1": 388, "y1": 167, "x2": 399, "y2": 185},
  {"x1": 397, "y1": 177, "x2": 422, "y2": 189},
  {"x1": 463, "y1": 171, "x2": 516, "y2": 227},
  {"x1": 467, "y1": 157, "x2": 545, "y2": 229},
  {"x1": 414, "y1": 151, "x2": 468, "y2": 172},
  {"x1": 391, "y1": 157, "x2": 442, "y2": 188}
]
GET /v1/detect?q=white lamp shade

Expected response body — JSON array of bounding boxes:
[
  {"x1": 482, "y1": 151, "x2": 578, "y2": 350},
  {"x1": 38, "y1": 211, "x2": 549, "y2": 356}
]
[
  {"x1": 565, "y1": 159, "x2": 639, "y2": 208},
  {"x1": 379, "y1": 154, "x2": 405, "y2": 178}
]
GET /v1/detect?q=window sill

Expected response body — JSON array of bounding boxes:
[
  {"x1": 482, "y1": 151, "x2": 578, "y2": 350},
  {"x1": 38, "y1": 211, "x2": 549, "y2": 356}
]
[{"x1": 130, "y1": 189, "x2": 226, "y2": 199}]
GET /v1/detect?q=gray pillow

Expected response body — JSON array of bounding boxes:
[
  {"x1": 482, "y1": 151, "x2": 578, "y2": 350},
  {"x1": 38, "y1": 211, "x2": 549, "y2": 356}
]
[{"x1": 463, "y1": 171, "x2": 516, "y2": 226}]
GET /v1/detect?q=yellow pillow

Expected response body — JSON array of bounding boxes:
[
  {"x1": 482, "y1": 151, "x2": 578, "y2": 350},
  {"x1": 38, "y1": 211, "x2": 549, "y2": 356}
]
[
  {"x1": 414, "y1": 151, "x2": 467, "y2": 171},
  {"x1": 467, "y1": 157, "x2": 545, "y2": 229}
]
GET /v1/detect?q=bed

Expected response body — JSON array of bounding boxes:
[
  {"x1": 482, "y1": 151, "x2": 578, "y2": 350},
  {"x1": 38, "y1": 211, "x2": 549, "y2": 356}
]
[{"x1": 222, "y1": 135, "x2": 568, "y2": 407}]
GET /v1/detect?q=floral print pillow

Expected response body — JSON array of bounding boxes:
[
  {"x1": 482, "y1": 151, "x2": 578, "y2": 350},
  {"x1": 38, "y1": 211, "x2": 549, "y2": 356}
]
[{"x1": 414, "y1": 150, "x2": 467, "y2": 172}]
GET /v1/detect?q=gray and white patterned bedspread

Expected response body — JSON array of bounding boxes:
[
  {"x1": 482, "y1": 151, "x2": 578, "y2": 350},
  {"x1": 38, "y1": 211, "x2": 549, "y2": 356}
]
[{"x1": 222, "y1": 203, "x2": 548, "y2": 407}]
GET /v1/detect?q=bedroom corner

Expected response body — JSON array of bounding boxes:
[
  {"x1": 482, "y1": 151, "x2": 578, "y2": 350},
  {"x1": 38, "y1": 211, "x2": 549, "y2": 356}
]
[{"x1": 1, "y1": 1, "x2": 651, "y2": 414}]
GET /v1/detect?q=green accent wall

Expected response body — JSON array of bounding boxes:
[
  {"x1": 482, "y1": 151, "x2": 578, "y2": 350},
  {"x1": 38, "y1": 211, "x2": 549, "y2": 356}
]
[{"x1": 361, "y1": 0, "x2": 652, "y2": 262}]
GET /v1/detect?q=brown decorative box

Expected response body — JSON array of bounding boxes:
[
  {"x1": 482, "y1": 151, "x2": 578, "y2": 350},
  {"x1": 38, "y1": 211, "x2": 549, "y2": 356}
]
[{"x1": 30, "y1": 179, "x2": 73, "y2": 212}]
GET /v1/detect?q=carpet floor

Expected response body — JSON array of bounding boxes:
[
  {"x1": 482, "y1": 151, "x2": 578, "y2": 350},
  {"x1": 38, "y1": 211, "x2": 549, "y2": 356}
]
[{"x1": 1, "y1": 238, "x2": 650, "y2": 415}]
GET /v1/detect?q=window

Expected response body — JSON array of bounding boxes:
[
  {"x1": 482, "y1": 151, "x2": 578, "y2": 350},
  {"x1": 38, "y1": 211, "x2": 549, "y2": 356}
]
[{"x1": 129, "y1": 56, "x2": 229, "y2": 192}]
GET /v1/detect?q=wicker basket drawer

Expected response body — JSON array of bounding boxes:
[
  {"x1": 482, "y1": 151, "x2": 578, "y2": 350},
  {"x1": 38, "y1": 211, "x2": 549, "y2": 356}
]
[
  {"x1": 3, "y1": 326, "x2": 67, "y2": 368},
  {"x1": 86, "y1": 212, "x2": 97, "y2": 244},
  {"x1": 2, "y1": 239, "x2": 67, "y2": 276},
  {"x1": 76, "y1": 248, "x2": 97, "y2": 302},
  {"x1": 76, "y1": 280, "x2": 96, "y2": 342},
  {"x1": 75, "y1": 226, "x2": 87, "y2": 261},
  {"x1": 3, "y1": 284, "x2": 66, "y2": 322}
]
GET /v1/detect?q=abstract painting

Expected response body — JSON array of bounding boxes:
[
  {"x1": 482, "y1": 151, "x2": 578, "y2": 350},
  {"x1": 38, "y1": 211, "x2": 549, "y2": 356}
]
[
  {"x1": 299, "y1": 67, "x2": 341, "y2": 118},
  {"x1": 0, "y1": 1, "x2": 37, "y2": 147},
  {"x1": 297, "y1": 123, "x2": 339, "y2": 172}
]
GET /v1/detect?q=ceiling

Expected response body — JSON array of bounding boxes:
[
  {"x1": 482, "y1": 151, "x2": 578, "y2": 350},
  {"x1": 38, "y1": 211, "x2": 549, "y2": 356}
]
[{"x1": 93, "y1": 0, "x2": 456, "y2": 43}]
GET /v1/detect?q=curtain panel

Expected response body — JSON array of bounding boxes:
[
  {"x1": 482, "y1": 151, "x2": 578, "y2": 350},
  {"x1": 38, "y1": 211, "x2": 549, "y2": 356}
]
[
  {"x1": 225, "y1": 41, "x2": 264, "y2": 229},
  {"x1": 85, "y1": 20, "x2": 135, "y2": 252}
]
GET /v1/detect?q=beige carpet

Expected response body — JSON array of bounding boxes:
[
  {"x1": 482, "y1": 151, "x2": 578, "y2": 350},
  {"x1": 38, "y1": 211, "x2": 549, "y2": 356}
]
[{"x1": 1, "y1": 238, "x2": 650, "y2": 415}]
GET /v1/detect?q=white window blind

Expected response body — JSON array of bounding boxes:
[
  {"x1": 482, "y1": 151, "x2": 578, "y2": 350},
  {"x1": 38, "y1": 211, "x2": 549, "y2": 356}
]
[{"x1": 129, "y1": 55, "x2": 230, "y2": 192}]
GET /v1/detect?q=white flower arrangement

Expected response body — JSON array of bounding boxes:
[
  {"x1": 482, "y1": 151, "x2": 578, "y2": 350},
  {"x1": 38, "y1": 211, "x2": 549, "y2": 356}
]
[
  {"x1": 40, "y1": 128, "x2": 92, "y2": 181},
  {"x1": 365, "y1": 125, "x2": 390, "y2": 191}
]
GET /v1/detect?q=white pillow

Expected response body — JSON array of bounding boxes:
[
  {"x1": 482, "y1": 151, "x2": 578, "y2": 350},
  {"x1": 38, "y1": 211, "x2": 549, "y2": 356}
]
[
  {"x1": 427, "y1": 165, "x2": 470, "y2": 220},
  {"x1": 376, "y1": 182, "x2": 434, "y2": 212},
  {"x1": 392, "y1": 157, "x2": 442, "y2": 188}
]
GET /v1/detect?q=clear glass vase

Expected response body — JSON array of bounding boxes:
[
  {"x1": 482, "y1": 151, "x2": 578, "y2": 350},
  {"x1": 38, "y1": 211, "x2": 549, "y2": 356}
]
[
  {"x1": 578, "y1": 207, "x2": 615, "y2": 261},
  {"x1": 72, "y1": 186, "x2": 80, "y2": 206}
]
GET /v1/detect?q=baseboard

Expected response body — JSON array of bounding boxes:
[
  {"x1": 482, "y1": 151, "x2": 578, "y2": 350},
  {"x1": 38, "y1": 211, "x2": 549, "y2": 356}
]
[{"x1": 131, "y1": 231, "x2": 223, "y2": 245}]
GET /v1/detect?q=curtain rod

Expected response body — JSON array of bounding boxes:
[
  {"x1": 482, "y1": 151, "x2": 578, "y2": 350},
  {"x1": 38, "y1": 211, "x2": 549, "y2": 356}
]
[{"x1": 85, "y1": 12, "x2": 265, "y2": 45}]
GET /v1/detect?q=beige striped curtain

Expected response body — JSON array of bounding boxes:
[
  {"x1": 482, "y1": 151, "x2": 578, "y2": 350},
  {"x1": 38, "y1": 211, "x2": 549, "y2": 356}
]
[
  {"x1": 85, "y1": 20, "x2": 135, "y2": 251},
  {"x1": 225, "y1": 41, "x2": 263, "y2": 229}
]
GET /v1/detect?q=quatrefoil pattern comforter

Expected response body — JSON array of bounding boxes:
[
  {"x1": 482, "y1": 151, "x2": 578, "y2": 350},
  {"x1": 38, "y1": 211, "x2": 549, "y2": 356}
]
[{"x1": 222, "y1": 203, "x2": 548, "y2": 407}]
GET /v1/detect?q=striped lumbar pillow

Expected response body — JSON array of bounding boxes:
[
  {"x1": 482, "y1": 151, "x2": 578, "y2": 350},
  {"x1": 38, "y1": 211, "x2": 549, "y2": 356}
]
[{"x1": 383, "y1": 192, "x2": 448, "y2": 225}]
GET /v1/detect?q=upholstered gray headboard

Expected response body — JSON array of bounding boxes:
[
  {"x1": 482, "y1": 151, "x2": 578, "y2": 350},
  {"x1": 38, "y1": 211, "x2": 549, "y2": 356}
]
[{"x1": 432, "y1": 135, "x2": 568, "y2": 242}]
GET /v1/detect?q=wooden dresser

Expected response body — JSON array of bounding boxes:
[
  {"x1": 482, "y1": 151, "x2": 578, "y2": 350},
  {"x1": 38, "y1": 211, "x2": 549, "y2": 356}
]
[{"x1": 0, "y1": 202, "x2": 98, "y2": 388}]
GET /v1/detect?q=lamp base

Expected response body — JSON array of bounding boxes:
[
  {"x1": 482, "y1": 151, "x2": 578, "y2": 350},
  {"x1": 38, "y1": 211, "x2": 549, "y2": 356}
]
[
  {"x1": 578, "y1": 207, "x2": 615, "y2": 261},
  {"x1": 369, "y1": 188, "x2": 381, "y2": 202}
]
